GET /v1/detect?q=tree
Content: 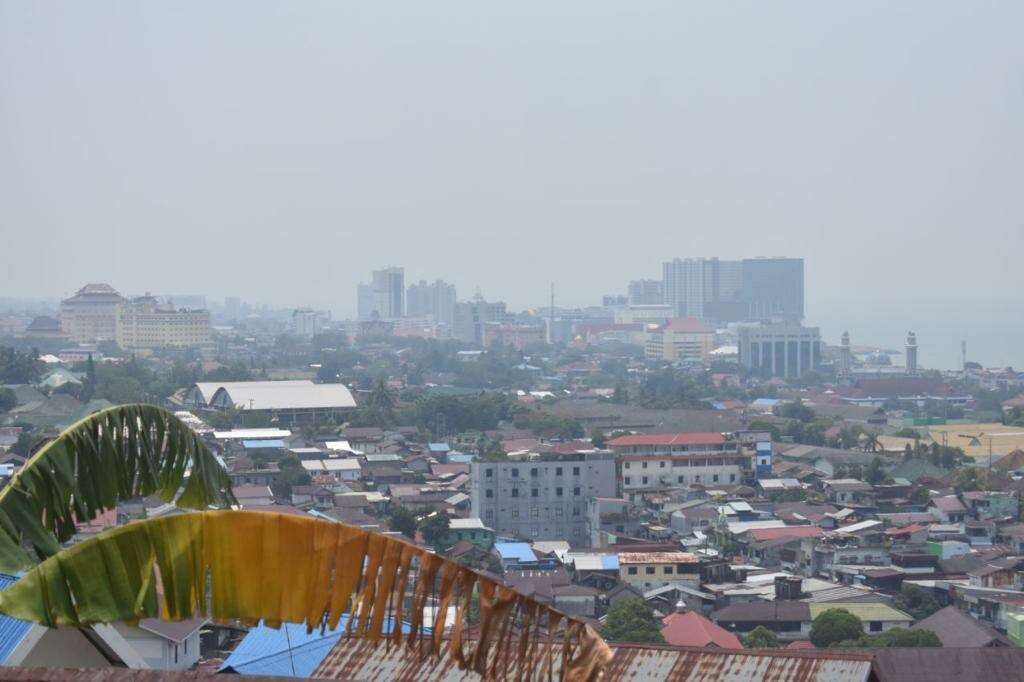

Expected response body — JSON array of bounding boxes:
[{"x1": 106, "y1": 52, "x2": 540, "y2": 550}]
[
  {"x1": 892, "y1": 584, "x2": 940, "y2": 621},
  {"x1": 861, "y1": 433, "x2": 880, "y2": 453},
  {"x1": 271, "y1": 456, "x2": 311, "y2": 498},
  {"x1": 387, "y1": 506, "x2": 418, "y2": 539},
  {"x1": 81, "y1": 353, "x2": 97, "y2": 402},
  {"x1": 810, "y1": 608, "x2": 863, "y2": 648},
  {"x1": 864, "y1": 456, "x2": 886, "y2": 485},
  {"x1": 774, "y1": 399, "x2": 816, "y2": 423},
  {"x1": 0, "y1": 388, "x2": 16, "y2": 413},
  {"x1": 0, "y1": 347, "x2": 42, "y2": 385},
  {"x1": 368, "y1": 377, "x2": 397, "y2": 415},
  {"x1": 601, "y1": 597, "x2": 665, "y2": 644},
  {"x1": 0, "y1": 405, "x2": 234, "y2": 570},
  {"x1": 418, "y1": 511, "x2": 451, "y2": 548},
  {"x1": 743, "y1": 625, "x2": 780, "y2": 648},
  {"x1": 838, "y1": 627, "x2": 941, "y2": 648},
  {"x1": 590, "y1": 428, "x2": 607, "y2": 449}
]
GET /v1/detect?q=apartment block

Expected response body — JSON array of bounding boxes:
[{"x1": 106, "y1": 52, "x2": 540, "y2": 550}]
[{"x1": 607, "y1": 432, "x2": 751, "y2": 494}]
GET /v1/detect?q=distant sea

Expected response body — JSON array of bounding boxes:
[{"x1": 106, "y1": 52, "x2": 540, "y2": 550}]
[{"x1": 807, "y1": 299, "x2": 1024, "y2": 371}]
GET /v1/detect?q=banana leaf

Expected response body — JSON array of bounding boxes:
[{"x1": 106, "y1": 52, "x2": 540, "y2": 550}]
[
  {"x1": 0, "y1": 510, "x2": 612, "y2": 681},
  {"x1": 0, "y1": 404, "x2": 235, "y2": 571}
]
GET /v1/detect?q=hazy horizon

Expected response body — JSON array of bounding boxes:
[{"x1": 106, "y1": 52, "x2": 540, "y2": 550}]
[{"x1": 3, "y1": 2, "x2": 1023, "y2": 368}]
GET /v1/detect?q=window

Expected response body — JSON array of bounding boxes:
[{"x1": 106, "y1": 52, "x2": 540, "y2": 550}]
[
  {"x1": 624, "y1": 462, "x2": 631, "y2": 469},
  {"x1": 713, "y1": 474, "x2": 719, "y2": 483},
  {"x1": 531, "y1": 488, "x2": 539, "y2": 497},
  {"x1": 624, "y1": 476, "x2": 631, "y2": 485},
  {"x1": 530, "y1": 506, "x2": 539, "y2": 518},
  {"x1": 512, "y1": 469, "x2": 519, "y2": 478},
  {"x1": 573, "y1": 467, "x2": 580, "y2": 476},
  {"x1": 642, "y1": 462, "x2": 648, "y2": 469},
  {"x1": 870, "y1": 621, "x2": 883, "y2": 632},
  {"x1": 694, "y1": 475, "x2": 701, "y2": 482},
  {"x1": 531, "y1": 467, "x2": 539, "y2": 477},
  {"x1": 645, "y1": 567, "x2": 655, "y2": 575},
  {"x1": 486, "y1": 468, "x2": 493, "y2": 478},
  {"x1": 485, "y1": 489, "x2": 493, "y2": 498},
  {"x1": 512, "y1": 508, "x2": 519, "y2": 517},
  {"x1": 573, "y1": 487, "x2": 581, "y2": 496},
  {"x1": 659, "y1": 461, "x2": 666, "y2": 468},
  {"x1": 730, "y1": 474, "x2": 736, "y2": 483},
  {"x1": 677, "y1": 476, "x2": 684, "y2": 483},
  {"x1": 676, "y1": 563, "x2": 691, "y2": 572},
  {"x1": 485, "y1": 510, "x2": 493, "y2": 520},
  {"x1": 511, "y1": 488, "x2": 519, "y2": 497},
  {"x1": 642, "y1": 476, "x2": 648, "y2": 485},
  {"x1": 555, "y1": 506, "x2": 564, "y2": 516},
  {"x1": 556, "y1": 467, "x2": 563, "y2": 476},
  {"x1": 628, "y1": 567, "x2": 638, "y2": 575},
  {"x1": 556, "y1": 487, "x2": 563, "y2": 497},
  {"x1": 664, "y1": 565, "x2": 674, "y2": 574},
  {"x1": 573, "y1": 506, "x2": 581, "y2": 516}
]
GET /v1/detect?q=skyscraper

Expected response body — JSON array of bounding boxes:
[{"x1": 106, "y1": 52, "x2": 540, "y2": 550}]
[
  {"x1": 356, "y1": 267, "x2": 405, "y2": 320},
  {"x1": 407, "y1": 279, "x2": 457, "y2": 328},
  {"x1": 661, "y1": 256, "x2": 804, "y2": 323},
  {"x1": 627, "y1": 279, "x2": 664, "y2": 305}
]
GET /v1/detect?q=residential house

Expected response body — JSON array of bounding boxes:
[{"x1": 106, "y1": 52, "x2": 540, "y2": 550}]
[
  {"x1": 660, "y1": 609, "x2": 741, "y2": 649},
  {"x1": 442, "y1": 518, "x2": 495, "y2": 550},
  {"x1": 618, "y1": 552, "x2": 701, "y2": 591},
  {"x1": 930, "y1": 495, "x2": 968, "y2": 524},
  {"x1": 911, "y1": 605, "x2": 1011, "y2": 647}
]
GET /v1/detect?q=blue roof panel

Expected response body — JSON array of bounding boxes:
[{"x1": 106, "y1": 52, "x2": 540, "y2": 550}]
[
  {"x1": 494, "y1": 542, "x2": 536, "y2": 563},
  {"x1": 600, "y1": 555, "x2": 620, "y2": 570},
  {"x1": 0, "y1": 574, "x2": 33, "y2": 664},
  {"x1": 243, "y1": 440, "x2": 285, "y2": 448}
]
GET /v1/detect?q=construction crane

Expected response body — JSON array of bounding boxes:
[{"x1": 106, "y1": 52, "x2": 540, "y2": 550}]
[{"x1": 957, "y1": 432, "x2": 1024, "y2": 470}]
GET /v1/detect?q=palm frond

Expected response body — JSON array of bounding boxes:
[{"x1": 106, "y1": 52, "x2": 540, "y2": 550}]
[
  {"x1": 0, "y1": 510, "x2": 612, "y2": 680},
  {"x1": 0, "y1": 404, "x2": 235, "y2": 570}
]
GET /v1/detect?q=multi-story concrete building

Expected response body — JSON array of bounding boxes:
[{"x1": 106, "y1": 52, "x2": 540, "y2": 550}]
[
  {"x1": 618, "y1": 551, "x2": 701, "y2": 591},
  {"x1": 607, "y1": 432, "x2": 751, "y2": 495},
  {"x1": 645, "y1": 317, "x2": 715, "y2": 363},
  {"x1": 470, "y1": 452, "x2": 617, "y2": 545},
  {"x1": 59, "y1": 283, "x2": 125, "y2": 343},
  {"x1": 116, "y1": 295, "x2": 212, "y2": 350},
  {"x1": 406, "y1": 279, "x2": 456, "y2": 329},
  {"x1": 356, "y1": 267, "x2": 405, "y2": 320},
  {"x1": 737, "y1": 323, "x2": 822, "y2": 379},
  {"x1": 291, "y1": 308, "x2": 324, "y2": 337},
  {"x1": 627, "y1": 279, "x2": 664, "y2": 305},
  {"x1": 453, "y1": 297, "x2": 509, "y2": 345},
  {"x1": 660, "y1": 257, "x2": 804, "y2": 324}
]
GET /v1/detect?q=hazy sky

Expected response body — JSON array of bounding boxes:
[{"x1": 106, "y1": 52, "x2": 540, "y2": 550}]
[{"x1": 2, "y1": 3, "x2": 1023, "y2": 330}]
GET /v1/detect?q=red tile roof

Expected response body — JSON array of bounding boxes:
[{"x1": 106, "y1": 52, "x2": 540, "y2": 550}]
[
  {"x1": 747, "y1": 526, "x2": 823, "y2": 541},
  {"x1": 608, "y1": 432, "x2": 726, "y2": 447},
  {"x1": 660, "y1": 611, "x2": 742, "y2": 649},
  {"x1": 664, "y1": 317, "x2": 715, "y2": 334}
]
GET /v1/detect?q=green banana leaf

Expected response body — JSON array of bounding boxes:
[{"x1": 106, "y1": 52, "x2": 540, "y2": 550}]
[{"x1": 0, "y1": 404, "x2": 235, "y2": 571}]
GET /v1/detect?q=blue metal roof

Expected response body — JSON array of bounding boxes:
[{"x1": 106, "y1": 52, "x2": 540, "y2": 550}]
[
  {"x1": 218, "y1": 616, "x2": 420, "y2": 677},
  {"x1": 494, "y1": 542, "x2": 536, "y2": 563},
  {"x1": 447, "y1": 454, "x2": 475, "y2": 464},
  {"x1": 0, "y1": 574, "x2": 33, "y2": 664},
  {"x1": 427, "y1": 443, "x2": 450, "y2": 452},
  {"x1": 243, "y1": 439, "x2": 285, "y2": 448},
  {"x1": 600, "y1": 555, "x2": 620, "y2": 570}
]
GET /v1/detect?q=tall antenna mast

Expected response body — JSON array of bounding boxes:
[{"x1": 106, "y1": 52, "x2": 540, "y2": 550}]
[{"x1": 549, "y1": 282, "x2": 555, "y2": 344}]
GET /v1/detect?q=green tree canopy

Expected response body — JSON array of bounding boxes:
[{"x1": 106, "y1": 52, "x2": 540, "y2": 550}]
[
  {"x1": 601, "y1": 597, "x2": 665, "y2": 644},
  {"x1": 810, "y1": 608, "x2": 863, "y2": 648},
  {"x1": 774, "y1": 399, "x2": 816, "y2": 423},
  {"x1": 892, "y1": 584, "x2": 940, "y2": 621},
  {"x1": 743, "y1": 625, "x2": 780, "y2": 648},
  {"x1": 837, "y1": 627, "x2": 941, "y2": 648},
  {"x1": 418, "y1": 511, "x2": 451, "y2": 548},
  {"x1": 387, "y1": 506, "x2": 418, "y2": 539},
  {"x1": 0, "y1": 388, "x2": 16, "y2": 413}
]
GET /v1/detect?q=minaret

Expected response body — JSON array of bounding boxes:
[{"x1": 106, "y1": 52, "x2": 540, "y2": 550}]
[
  {"x1": 905, "y1": 331, "x2": 918, "y2": 373},
  {"x1": 839, "y1": 331, "x2": 852, "y2": 377}
]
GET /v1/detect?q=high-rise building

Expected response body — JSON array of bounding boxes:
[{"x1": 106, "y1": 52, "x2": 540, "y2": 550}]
[
  {"x1": 407, "y1": 279, "x2": 456, "y2": 328},
  {"x1": 661, "y1": 257, "x2": 803, "y2": 323},
  {"x1": 627, "y1": 279, "x2": 664, "y2": 305},
  {"x1": 356, "y1": 267, "x2": 405, "y2": 320},
  {"x1": 741, "y1": 258, "x2": 803, "y2": 322},
  {"x1": 839, "y1": 331, "x2": 853, "y2": 377},
  {"x1": 737, "y1": 323, "x2": 821, "y2": 379},
  {"x1": 453, "y1": 296, "x2": 508, "y2": 345},
  {"x1": 59, "y1": 283, "x2": 125, "y2": 343},
  {"x1": 292, "y1": 309, "x2": 324, "y2": 337},
  {"x1": 905, "y1": 331, "x2": 918, "y2": 373}
]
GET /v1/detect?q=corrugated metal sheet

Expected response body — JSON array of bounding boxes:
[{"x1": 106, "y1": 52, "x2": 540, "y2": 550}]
[
  {"x1": 313, "y1": 638, "x2": 874, "y2": 681},
  {"x1": 808, "y1": 602, "x2": 912, "y2": 622},
  {"x1": 0, "y1": 574, "x2": 32, "y2": 664}
]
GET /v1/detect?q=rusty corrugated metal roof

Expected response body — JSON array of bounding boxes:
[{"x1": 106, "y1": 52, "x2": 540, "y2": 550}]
[{"x1": 312, "y1": 637, "x2": 875, "y2": 681}]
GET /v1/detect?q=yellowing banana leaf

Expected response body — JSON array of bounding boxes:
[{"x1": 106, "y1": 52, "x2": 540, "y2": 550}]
[
  {"x1": 0, "y1": 404, "x2": 236, "y2": 571},
  {"x1": 0, "y1": 510, "x2": 612, "y2": 681}
]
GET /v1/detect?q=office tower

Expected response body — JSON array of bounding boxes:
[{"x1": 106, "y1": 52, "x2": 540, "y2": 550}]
[
  {"x1": 627, "y1": 279, "x2": 664, "y2": 305},
  {"x1": 741, "y1": 258, "x2": 804, "y2": 322},
  {"x1": 839, "y1": 330, "x2": 853, "y2": 377},
  {"x1": 356, "y1": 267, "x2": 405, "y2": 320},
  {"x1": 407, "y1": 279, "x2": 457, "y2": 328}
]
